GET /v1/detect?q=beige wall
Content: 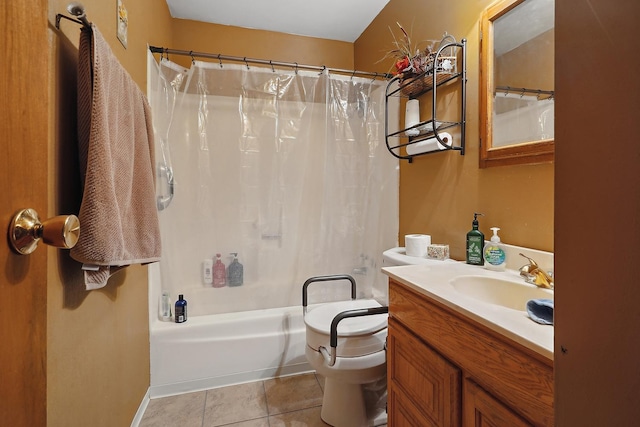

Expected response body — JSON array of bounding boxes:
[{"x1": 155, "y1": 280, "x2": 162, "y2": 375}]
[
  {"x1": 47, "y1": 1, "x2": 173, "y2": 426},
  {"x1": 46, "y1": 1, "x2": 359, "y2": 426},
  {"x1": 356, "y1": 0, "x2": 554, "y2": 257}
]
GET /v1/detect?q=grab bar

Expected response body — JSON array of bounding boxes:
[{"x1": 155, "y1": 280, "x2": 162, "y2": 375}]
[
  {"x1": 156, "y1": 163, "x2": 174, "y2": 211},
  {"x1": 302, "y1": 274, "x2": 356, "y2": 315},
  {"x1": 319, "y1": 306, "x2": 389, "y2": 366}
]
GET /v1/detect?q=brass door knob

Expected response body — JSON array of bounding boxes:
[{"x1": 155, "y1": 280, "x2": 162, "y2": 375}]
[{"x1": 8, "y1": 208, "x2": 80, "y2": 255}]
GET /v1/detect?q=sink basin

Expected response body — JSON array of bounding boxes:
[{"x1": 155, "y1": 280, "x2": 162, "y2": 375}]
[{"x1": 450, "y1": 275, "x2": 553, "y2": 311}]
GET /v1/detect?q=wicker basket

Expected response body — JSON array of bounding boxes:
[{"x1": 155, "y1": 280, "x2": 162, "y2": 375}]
[{"x1": 399, "y1": 34, "x2": 458, "y2": 97}]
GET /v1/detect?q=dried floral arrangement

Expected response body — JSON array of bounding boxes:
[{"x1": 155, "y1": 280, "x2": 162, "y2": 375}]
[{"x1": 379, "y1": 22, "x2": 437, "y2": 79}]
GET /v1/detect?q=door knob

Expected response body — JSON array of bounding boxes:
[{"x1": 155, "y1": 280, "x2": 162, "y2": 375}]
[{"x1": 8, "y1": 208, "x2": 80, "y2": 255}]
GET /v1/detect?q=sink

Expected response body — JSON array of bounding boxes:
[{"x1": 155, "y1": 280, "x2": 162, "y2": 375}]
[{"x1": 450, "y1": 275, "x2": 553, "y2": 311}]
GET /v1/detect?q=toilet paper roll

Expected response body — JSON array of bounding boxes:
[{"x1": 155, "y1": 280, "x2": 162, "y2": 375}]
[
  {"x1": 405, "y1": 234, "x2": 432, "y2": 257},
  {"x1": 405, "y1": 99, "x2": 420, "y2": 136},
  {"x1": 406, "y1": 132, "x2": 453, "y2": 156}
]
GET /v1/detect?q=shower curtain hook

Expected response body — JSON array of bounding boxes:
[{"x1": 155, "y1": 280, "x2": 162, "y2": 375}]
[
  {"x1": 189, "y1": 51, "x2": 195, "y2": 65},
  {"x1": 351, "y1": 69, "x2": 357, "y2": 80},
  {"x1": 217, "y1": 54, "x2": 223, "y2": 68},
  {"x1": 319, "y1": 65, "x2": 326, "y2": 76},
  {"x1": 371, "y1": 72, "x2": 378, "y2": 83},
  {"x1": 270, "y1": 60, "x2": 275, "y2": 72},
  {"x1": 294, "y1": 62, "x2": 299, "y2": 74},
  {"x1": 164, "y1": 48, "x2": 169, "y2": 61},
  {"x1": 244, "y1": 57, "x2": 250, "y2": 70}
]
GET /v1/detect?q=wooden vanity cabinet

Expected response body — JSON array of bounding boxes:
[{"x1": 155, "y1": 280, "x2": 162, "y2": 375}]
[{"x1": 387, "y1": 279, "x2": 554, "y2": 427}]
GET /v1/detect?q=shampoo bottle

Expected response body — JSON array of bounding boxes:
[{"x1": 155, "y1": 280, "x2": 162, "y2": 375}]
[
  {"x1": 228, "y1": 253, "x2": 244, "y2": 287},
  {"x1": 213, "y1": 253, "x2": 227, "y2": 287},
  {"x1": 466, "y1": 213, "x2": 484, "y2": 266},
  {"x1": 483, "y1": 227, "x2": 507, "y2": 271},
  {"x1": 175, "y1": 294, "x2": 187, "y2": 323}
]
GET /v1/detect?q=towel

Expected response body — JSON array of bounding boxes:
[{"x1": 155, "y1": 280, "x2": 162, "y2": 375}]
[
  {"x1": 526, "y1": 299, "x2": 554, "y2": 325},
  {"x1": 71, "y1": 24, "x2": 161, "y2": 290}
]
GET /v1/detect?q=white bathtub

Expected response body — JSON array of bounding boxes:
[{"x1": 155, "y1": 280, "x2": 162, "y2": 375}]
[{"x1": 148, "y1": 265, "x2": 312, "y2": 398}]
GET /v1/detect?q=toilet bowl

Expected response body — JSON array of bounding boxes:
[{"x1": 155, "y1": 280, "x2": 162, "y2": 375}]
[
  {"x1": 302, "y1": 274, "x2": 388, "y2": 427},
  {"x1": 302, "y1": 249, "x2": 453, "y2": 426},
  {"x1": 304, "y1": 297, "x2": 388, "y2": 427}
]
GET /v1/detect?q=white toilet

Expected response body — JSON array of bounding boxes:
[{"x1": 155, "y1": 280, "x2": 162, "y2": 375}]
[{"x1": 302, "y1": 248, "x2": 439, "y2": 427}]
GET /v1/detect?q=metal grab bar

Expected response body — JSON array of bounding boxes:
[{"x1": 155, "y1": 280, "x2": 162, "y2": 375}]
[
  {"x1": 302, "y1": 274, "x2": 356, "y2": 314},
  {"x1": 319, "y1": 306, "x2": 389, "y2": 366}
]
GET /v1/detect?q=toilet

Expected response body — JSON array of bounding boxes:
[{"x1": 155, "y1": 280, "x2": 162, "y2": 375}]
[{"x1": 303, "y1": 248, "x2": 441, "y2": 427}]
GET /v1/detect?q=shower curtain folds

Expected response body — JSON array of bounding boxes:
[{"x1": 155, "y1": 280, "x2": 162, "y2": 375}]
[{"x1": 147, "y1": 53, "x2": 398, "y2": 317}]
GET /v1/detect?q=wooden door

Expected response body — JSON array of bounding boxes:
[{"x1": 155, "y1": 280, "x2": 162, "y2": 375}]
[{"x1": 0, "y1": 1, "x2": 49, "y2": 425}]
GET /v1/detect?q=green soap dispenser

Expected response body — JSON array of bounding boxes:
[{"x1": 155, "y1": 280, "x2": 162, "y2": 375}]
[
  {"x1": 466, "y1": 213, "x2": 485, "y2": 265},
  {"x1": 483, "y1": 227, "x2": 507, "y2": 271}
]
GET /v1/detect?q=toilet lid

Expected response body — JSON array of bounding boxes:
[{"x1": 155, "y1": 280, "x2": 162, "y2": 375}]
[{"x1": 305, "y1": 299, "x2": 388, "y2": 336}]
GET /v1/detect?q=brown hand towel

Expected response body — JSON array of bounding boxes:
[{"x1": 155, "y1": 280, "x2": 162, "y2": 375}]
[{"x1": 71, "y1": 24, "x2": 161, "y2": 290}]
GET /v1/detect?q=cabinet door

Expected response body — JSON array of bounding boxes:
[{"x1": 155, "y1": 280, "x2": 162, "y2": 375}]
[
  {"x1": 387, "y1": 318, "x2": 461, "y2": 427},
  {"x1": 463, "y1": 379, "x2": 533, "y2": 427}
]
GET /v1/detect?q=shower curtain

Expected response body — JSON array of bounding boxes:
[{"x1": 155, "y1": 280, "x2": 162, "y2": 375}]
[{"x1": 148, "y1": 52, "x2": 398, "y2": 316}]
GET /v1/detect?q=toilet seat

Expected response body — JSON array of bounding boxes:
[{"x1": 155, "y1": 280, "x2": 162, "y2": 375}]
[{"x1": 305, "y1": 299, "x2": 388, "y2": 357}]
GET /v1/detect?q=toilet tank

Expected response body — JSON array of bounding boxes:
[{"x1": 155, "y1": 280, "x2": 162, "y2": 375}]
[
  {"x1": 376, "y1": 247, "x2": 456, "y2": 304},
  {"x1": 382, "y1": 246, "x2": 456, "y2": 267}
]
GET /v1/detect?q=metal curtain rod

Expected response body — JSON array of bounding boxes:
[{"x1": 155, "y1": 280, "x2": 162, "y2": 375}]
[
  {"x1": 148, "y1": 46, "x2": 392, "y2": 80},
  {"x1": 55, "y1": 2, "x2": 91, "y2": 30},
  {"x1": 496, "y1": 86, "x2": 554, "y2": 98}
]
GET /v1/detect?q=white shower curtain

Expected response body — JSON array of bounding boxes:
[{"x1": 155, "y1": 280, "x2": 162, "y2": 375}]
[{"x1": 148, "y1": 52, "x2": 398, "y2": 316}]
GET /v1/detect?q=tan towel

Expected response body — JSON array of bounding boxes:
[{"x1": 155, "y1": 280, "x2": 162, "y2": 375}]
[{"x1": 71, "y1": 24, "x2": 161, "y2": 290}]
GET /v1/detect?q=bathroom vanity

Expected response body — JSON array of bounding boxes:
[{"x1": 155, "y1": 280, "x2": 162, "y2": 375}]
[{"x1": 383, "y1": 264, "x2": 554, "y2": 427}]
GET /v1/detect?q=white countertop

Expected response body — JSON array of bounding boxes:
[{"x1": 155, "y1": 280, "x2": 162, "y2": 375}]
[{"x1": 382, "y1": 261, "x2": 554, "y2": 361}]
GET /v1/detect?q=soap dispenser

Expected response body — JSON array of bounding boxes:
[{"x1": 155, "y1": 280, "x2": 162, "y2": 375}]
[
  {"x1": 228, "y1": 253, "x2": 244, "y2": 287},
  {"x1": 483, "y1": 227, "x2": 507, "y2": 271},
  {"x1": 466, "y1": 212, "x2": 484, "y2": 266},
  {"x1": 213, "y1": 253, "x2": 227, "y2": 287}
]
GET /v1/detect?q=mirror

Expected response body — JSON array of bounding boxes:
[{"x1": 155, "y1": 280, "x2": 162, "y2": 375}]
[{"x1": 480, "y1": 0, "x2": 555, "y2": 168}]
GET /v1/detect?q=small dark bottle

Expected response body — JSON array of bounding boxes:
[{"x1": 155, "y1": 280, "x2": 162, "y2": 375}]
[
  {"x1": 466, "y1": 212, "x2": 485, "y2": 266},
  {"x1": 175, "y1": 294, "x2": 187, "y2": 323}
]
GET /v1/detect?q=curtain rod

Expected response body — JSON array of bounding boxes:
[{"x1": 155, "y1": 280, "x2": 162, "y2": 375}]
[
  {"x1": 148, "y1": 46, "x2": 392, "y2": 80},
  {"x1": 496, "y1": 86, "x2": 554, "y2": 98}
]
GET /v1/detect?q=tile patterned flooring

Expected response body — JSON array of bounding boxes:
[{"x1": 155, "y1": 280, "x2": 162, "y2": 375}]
[{"x1": 140, "y1": 373, "x2": 332, "y2": 427}]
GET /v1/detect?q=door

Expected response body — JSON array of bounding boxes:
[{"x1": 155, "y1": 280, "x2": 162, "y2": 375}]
[{"x1": 0, "y1": 1, "x2": 49, "y2": 425}]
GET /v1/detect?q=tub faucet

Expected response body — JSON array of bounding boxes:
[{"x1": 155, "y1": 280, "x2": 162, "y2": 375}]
[
  {"x1": 519, "y1": 253, "x2": 554, "y2": 289},
  {"x1": 352, "y1": 254, "x2": 371, "y2": 275}
]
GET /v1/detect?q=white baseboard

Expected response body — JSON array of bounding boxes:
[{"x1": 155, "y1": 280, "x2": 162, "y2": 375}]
[
  {"x1": 149, "y1": 362, "x2": 313, "y2": 399},
  {"x1": 130, "y1": 388, "x2": 151, "y2": 427}
]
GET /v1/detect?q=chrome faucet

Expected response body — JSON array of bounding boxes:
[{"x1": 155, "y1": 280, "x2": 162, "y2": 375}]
[{"x1": 519, "y1": 253, "x2": 554, "y2": 289}]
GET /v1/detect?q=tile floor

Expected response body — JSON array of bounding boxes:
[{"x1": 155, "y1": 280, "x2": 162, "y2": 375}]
[{"x1": 140, "y1": 373, "x2": 333, "y2": 427}]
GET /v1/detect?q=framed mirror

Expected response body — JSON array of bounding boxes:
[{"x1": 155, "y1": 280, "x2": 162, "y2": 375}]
[{"x1": 480, "y1": 0, "x2": 554, "y2": 168}]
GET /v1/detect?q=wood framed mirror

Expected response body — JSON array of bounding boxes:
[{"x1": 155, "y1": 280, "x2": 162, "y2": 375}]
[{"x1": 479, "y1": 0, "x2": 554, "y2": 168}]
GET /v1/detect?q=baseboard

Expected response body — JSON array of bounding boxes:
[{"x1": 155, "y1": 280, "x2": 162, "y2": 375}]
[
  {"x1": 149, "y1": 362, "x2": 313, "y2": 399},
  {"x1": 130, "y1": 388, "x2": 151, "y2": 427}
]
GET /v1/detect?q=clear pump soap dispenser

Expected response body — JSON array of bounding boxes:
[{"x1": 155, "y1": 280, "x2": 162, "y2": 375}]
[{"x1": 483, "y1": 227, "x2": 507, "y2": 271}]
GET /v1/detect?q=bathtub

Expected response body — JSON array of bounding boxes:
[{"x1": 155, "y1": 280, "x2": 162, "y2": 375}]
[{"x1": 148, "y1": 265, "x2": 312, "y2": 398}]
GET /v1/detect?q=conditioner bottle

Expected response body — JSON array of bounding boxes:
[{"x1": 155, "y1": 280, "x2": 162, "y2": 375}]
[{"x1": 228, "y1": 253, "x2": 244, "y2": 287}]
